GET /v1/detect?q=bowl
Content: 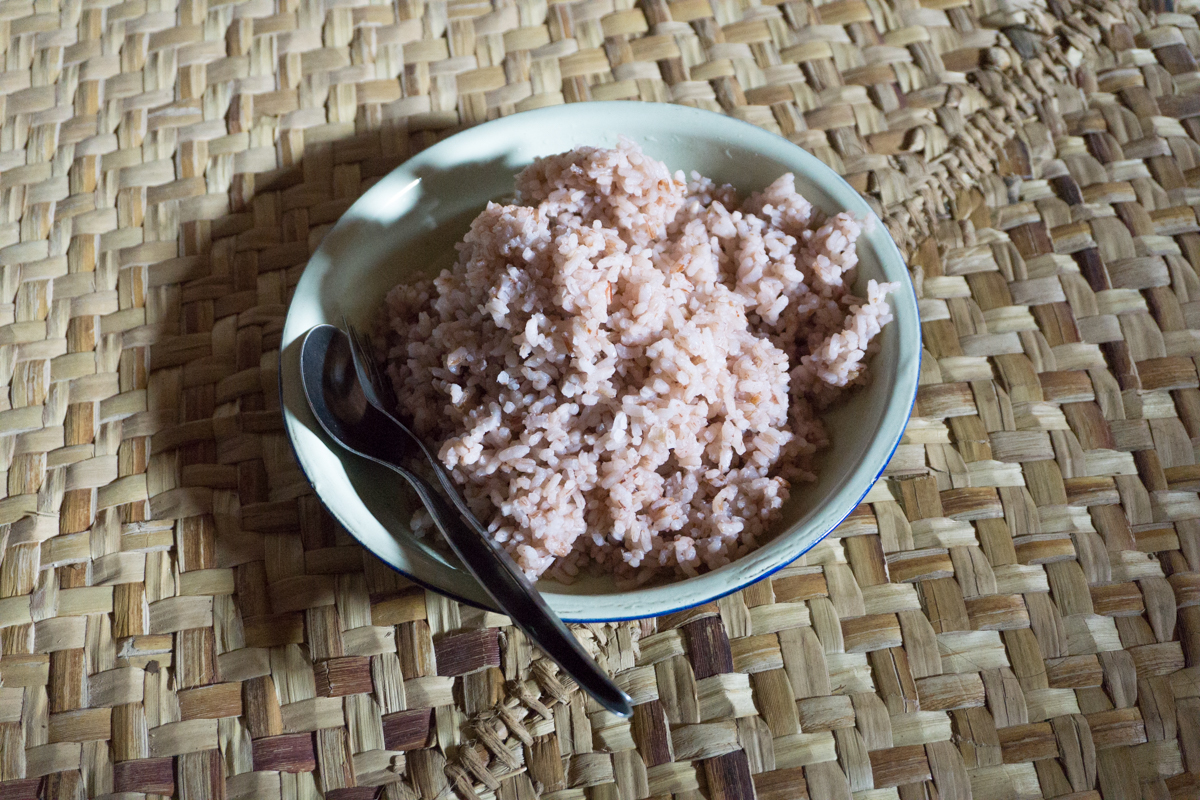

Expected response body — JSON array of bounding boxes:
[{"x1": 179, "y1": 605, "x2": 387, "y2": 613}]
[{"x1": 279, "y1": 101, "x2": 920, "y2": 622}]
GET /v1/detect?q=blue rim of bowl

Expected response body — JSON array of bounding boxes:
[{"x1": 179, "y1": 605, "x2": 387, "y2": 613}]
[{"x1": 280, "y1": 101, "x2": 922, "y2": 622}]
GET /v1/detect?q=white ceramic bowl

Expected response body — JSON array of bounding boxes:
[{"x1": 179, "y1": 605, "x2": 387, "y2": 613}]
[{"x1": 280, "y1": 102, "x2": 920, "y2": 621}]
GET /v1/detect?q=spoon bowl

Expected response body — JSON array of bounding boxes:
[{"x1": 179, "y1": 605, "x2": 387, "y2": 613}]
[{"x1": 302, "y1": 325, "x2": 370, "y2": 449}]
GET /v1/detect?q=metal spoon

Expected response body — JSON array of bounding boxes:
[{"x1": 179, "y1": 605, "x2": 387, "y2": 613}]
[{"x1": 299, "y1": 323, "x2": 633, "y2": 718}]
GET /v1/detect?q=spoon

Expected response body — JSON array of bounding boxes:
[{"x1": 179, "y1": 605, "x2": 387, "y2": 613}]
[{"x1": 299, "y1": 323, "x2": 633, "y2": 718}]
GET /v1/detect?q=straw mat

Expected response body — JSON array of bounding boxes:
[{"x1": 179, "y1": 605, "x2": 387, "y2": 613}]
[{"x1": 0, "y1": 0, "x2": 1198, "y2": 796}]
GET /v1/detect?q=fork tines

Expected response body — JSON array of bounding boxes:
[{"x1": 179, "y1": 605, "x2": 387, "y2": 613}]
[{"x1": 343, "y1": 319, "x2": 400, "y2": 413}]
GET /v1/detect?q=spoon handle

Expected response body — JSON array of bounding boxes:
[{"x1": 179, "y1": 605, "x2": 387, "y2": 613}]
[{"x1": 367, "y1": 421, "x2": 633, "y2": 718}]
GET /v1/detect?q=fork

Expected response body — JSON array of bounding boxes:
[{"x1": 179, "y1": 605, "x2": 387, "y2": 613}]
[{"x1": 336, "y1": 320, "x2": 633, "y2": 717}]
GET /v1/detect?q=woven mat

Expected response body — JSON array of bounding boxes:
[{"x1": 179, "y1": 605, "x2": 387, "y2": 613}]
[{"x1": 1, "y1": 0, "x2": 1198, "y2": 795}]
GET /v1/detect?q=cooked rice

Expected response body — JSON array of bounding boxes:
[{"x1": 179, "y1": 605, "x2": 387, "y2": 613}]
[{"x1": 379, "y1": 140, "x2": 898, "y2": 585}]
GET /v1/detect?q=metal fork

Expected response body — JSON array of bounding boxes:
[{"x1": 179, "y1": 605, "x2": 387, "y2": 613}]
[
  {"x1": 343, "y1": 321, "x2": 399, "y2": 416},
  {"x1": 335, "y1": 320, "x2": 633, "y2": 717}
]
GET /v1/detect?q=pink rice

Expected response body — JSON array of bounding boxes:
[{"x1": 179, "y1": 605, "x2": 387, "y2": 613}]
[{"x1": 380, "y1": 140, "x2": 898, "y2": 585}]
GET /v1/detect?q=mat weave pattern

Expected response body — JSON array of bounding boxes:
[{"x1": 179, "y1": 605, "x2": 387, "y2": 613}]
[{"x1": 0, "y1": 0, "x2": 1198, "y2": 795}]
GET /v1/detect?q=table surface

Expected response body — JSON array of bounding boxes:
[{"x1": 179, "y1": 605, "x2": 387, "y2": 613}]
[{"x1": 0, "y1": 0, "x2": 1197, "y2": 797}]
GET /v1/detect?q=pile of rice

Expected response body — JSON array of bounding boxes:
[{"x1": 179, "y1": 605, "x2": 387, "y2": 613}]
[{"x1": 379, "y1": 140, "x2": 897, "y2": 585}]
